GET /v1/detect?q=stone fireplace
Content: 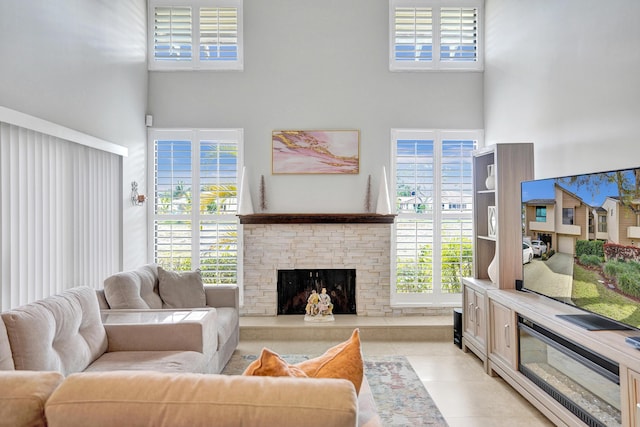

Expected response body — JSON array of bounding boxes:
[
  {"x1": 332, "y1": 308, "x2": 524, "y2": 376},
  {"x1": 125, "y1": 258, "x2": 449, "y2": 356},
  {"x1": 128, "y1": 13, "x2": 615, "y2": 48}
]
[{"x1": 240, "y1": 214, "x2": 395, "y2": 316}]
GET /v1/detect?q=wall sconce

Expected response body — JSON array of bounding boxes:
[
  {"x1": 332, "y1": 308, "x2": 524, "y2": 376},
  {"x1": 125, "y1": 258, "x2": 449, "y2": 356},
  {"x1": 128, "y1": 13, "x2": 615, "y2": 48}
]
[{"x1": 131, "y1": 181, "x2": 146, "y2": 206}]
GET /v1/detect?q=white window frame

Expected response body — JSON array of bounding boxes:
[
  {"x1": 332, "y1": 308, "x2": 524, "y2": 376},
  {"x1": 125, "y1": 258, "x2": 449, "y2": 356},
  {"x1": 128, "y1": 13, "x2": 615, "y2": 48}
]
[
  {"x1": 148, "y1": 0, "x2": 243, "y2": 71},
  {"x1": 391, "y1": 129, "x2": 483, "y2": 307},
  {"x1": 147, "y1": 128, "x2": 244, "y2": 303},
  {"x1": 389, "y1": 0, "x2": 483, "y2": 72}
]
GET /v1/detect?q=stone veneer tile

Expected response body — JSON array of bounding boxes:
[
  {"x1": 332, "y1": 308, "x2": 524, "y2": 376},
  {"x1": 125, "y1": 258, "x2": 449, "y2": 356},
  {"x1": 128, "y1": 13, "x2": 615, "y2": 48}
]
[{"x1": 242, "y1": 223, "x2": 447, "y2": 317}]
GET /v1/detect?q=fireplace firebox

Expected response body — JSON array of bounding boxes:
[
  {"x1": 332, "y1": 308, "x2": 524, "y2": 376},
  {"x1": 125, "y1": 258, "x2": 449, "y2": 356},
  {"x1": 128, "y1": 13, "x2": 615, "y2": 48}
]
[{"x1": 277, "y1": 269, "x2": 356, "y2": 315}]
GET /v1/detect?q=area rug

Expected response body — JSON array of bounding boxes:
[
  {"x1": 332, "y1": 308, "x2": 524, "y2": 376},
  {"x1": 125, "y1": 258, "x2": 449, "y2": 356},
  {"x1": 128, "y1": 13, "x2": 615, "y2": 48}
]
[{"x1": 222, "y1": 354, "x2": 448, "y2": 427}]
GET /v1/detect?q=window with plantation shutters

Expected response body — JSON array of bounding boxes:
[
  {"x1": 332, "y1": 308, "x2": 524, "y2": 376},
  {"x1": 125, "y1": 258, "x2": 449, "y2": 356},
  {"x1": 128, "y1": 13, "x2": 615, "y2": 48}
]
[
  {"x1": 391, "y1": 129, "x2": 481, "y2": 306},
  {"x1": 149, "y1": 129, "x2": 243, "y2": 286},
  {"x1": 389, "y1": 0, "x2": 482, "y2": 71},
  {"x1": 149, "y1": 0, "x2": 243, "y2": 71}
]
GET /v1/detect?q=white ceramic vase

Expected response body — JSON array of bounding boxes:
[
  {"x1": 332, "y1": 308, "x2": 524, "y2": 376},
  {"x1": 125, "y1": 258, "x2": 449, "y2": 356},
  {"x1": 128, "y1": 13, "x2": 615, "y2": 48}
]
[
  {"x1": 485, "y1": 164, "x2": 496, "y2": 190},
  {"x1": 487, "y1": 252, "x2": 498, "y2": 284}
]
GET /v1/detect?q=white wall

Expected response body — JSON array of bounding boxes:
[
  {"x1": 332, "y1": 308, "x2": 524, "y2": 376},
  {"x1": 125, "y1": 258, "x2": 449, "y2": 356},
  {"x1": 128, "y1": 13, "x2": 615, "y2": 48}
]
[
  {"x1": 148, "y1": 0, "x2": 484, "y2": 213},
  {"x1": 4, "y1": 0, "x2": 637, "y2": 273},
  {"x1": 484, "y1": 0, "x2": 640, "y2": 179},
  {"x1": 0, "y1": 0, "x2": 149, "y2": 269}
]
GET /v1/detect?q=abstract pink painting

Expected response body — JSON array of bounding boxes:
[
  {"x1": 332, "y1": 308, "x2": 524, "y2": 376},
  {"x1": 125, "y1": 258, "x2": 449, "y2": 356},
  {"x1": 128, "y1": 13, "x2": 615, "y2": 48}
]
[{"x1": 272, "y1": 130, "x2": 360, "y2": 174}]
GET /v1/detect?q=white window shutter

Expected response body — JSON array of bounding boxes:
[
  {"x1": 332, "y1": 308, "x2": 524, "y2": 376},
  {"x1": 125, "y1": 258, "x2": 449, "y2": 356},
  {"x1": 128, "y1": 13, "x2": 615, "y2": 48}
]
[
  {"x1": 392, "y1": 7, "x2": 433, "y2": 64},
  {"x1": 440, "y1": 7, "x2": 478, "y2": 63},
  {"x1": 153, "y1": 6, "x2": 193, "y2": 63},
  {"x1": 200, "y1": 7, "x2": 239, "y2": 62}
]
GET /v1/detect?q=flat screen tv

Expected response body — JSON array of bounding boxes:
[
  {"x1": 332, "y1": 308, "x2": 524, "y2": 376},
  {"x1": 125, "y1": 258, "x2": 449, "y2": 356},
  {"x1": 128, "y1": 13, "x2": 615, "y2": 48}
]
[{"x1": 520, "y1": 166, "x2": 640, "y2": 331}]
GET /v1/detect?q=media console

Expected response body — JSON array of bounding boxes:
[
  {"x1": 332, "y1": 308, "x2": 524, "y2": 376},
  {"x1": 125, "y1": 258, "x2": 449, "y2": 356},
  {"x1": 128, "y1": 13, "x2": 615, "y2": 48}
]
[{"x1": 480, "y1": 287, "x2": 640, "y2": 427}]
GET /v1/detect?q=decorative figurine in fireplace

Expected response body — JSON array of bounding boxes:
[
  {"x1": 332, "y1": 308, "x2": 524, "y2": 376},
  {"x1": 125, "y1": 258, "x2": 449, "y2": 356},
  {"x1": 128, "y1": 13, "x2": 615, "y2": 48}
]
[
  {"x1": 305, "y1": 288, "x2": 335, "y2": 322},
  {"x1": 305, "y1": 290, "x2": 320, "y2": 316}
]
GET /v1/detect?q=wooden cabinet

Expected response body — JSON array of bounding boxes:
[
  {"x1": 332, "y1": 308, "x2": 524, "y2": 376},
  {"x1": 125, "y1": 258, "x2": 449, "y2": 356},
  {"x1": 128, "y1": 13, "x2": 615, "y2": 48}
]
[
  {"x1": 488, "y1": 298, "x2": 516, "y2": 371},
  {"x1": 487, "y1": 288, "x2": 640, "y2": 427},
  {"x1": 626, "y1": 368, "x2": 640, "y2": 427},
  {"x1": 462, "y1": 278, "x2": 490, "y2": 373}
]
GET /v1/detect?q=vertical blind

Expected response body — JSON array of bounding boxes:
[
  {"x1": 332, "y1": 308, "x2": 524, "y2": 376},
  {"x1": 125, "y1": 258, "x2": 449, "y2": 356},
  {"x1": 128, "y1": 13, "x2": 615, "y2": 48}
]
[{"x1": 0, "y1": 122, "x2": 121, "y2": 310}]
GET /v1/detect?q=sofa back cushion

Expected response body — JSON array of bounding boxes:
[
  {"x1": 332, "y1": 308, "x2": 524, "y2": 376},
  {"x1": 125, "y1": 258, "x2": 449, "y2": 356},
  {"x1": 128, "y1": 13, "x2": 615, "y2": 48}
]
[
  {"x1": 0, "y1": 317, "x2": 15, "y2": 370},
  {"x1": 45, "y1": 371, "x2": 358, "y2": 427},
  {"x1": 0, "y1": 371, "x2": 64, "y2": 427},
  {"x1": 103, "y1": 264, "x2": 162, "y2": 309},
  {"x1": 1, "y1": 287, "x2": 108, "y2": 375}
]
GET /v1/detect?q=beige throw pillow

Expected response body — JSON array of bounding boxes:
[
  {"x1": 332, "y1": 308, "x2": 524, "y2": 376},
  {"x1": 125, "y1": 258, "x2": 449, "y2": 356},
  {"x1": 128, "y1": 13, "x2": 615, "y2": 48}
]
[
  {"x1": 103, "y1": 264, "x2": 162, "y2": 309},
  {"x1": 158, "y1": 267, "x2": 206, "y2": 308}
]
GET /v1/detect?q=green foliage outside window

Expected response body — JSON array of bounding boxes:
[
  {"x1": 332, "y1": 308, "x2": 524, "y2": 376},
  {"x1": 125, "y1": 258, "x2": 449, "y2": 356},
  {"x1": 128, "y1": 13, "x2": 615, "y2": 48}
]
[
  {"x1": 441, "y1": 238, "x2": 473, "y2": 293},
  {"x1": 396, "y1": 238, "x2": 472, "y2": 294}
]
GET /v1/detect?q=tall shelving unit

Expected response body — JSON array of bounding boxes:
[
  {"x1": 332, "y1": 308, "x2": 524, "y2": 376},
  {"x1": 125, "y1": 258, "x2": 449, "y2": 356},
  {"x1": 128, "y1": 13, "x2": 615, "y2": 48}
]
[
  {"x1": 461, "y1": 143, "x2": 534, "y2": 372},
  {"x1": 472, "y1": 143, "x2": 534, "y2": 289}
]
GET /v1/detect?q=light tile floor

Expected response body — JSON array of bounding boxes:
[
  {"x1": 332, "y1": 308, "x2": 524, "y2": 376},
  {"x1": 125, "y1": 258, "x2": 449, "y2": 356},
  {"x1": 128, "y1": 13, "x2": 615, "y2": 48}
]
[{"x1": 236, "y1": 319, "x2": 554, "y2": 426}]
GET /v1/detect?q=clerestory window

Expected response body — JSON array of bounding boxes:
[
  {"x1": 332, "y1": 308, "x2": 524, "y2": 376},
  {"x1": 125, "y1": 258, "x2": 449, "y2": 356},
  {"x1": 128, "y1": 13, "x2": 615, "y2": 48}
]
[
  {"x1": 389, "y1": 0, "x2": 483, "y2": 71},
  {"x1": 148, "y1": 0, "x2": 243, "y2": 71}
]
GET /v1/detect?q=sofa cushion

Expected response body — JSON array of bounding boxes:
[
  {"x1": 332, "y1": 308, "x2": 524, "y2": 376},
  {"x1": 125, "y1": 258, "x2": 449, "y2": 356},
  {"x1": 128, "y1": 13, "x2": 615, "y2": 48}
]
[
  {"x1": 0, "y1": 317, "x2": 14, "y2": 370},
  {"x1": 85, "y1": 351, "x2": 208, "y2": 374},
  {"x1": 214, "y1": 307, "x2": 239, "y2": 350},
  {"x1": 0, "y1": 370, "x2": 64, "y2": 427},
  {"x1": 1, "y1": 287, "x2": 108, "y2": 375},
  {"x1": 158, "y1": 267, "x2": 206, "y2": 308},
  {"x1": 45, "y1": 371, "x2": 358, "y2": 427},
  {"x1": 243, "y1": 328, "x2": 364, "y2": 395},
  {"x1": 103, "y1": 264, "x2": 162, "y2": 309}
]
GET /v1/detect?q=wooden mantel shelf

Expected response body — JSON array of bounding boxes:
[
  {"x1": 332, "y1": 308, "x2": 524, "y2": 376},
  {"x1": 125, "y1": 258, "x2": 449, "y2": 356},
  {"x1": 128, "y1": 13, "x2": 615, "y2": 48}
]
[{"x1": 238, "y1": 213, "x2": 396, "y2": 224}]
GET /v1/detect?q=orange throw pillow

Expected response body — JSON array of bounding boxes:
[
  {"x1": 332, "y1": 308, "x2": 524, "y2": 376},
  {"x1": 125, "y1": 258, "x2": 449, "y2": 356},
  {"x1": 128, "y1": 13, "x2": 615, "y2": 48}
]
[
  {"x1": 242, "y1": 329, "x2": 364, "y2": 395},
  {"x1": 242, "y1": 348, "x2": 308, "y2": 377},
  {"x1": 295, "y1": 328, "x2": 363, "y2": 394}
]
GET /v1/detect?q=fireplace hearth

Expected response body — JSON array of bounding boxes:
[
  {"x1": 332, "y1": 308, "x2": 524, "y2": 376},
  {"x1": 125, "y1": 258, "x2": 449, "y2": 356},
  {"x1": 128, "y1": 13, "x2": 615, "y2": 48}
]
[{"x1": 277, "y1": 269, "x2": 356, "y2": 315}]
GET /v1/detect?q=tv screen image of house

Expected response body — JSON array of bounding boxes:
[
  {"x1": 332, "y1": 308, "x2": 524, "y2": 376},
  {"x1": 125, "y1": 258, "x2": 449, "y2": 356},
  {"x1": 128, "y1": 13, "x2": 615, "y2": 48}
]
[{"x1": 521, "y1": 166, "x2": 640, "y2": 331}]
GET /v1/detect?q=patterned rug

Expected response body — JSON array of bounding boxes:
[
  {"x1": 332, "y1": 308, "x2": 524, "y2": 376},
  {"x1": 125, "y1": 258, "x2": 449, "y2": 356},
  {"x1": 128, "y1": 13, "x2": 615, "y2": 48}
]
[{"x1": 222, "y1": 354, "x2": 448, "y2": 427}]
